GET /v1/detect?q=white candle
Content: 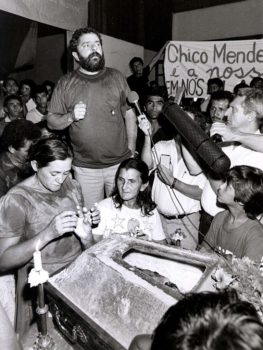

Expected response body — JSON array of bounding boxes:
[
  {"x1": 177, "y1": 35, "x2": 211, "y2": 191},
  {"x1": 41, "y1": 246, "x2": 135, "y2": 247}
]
[{"x1": 33, "y1": 240, "x2": 42, "y2": 271}]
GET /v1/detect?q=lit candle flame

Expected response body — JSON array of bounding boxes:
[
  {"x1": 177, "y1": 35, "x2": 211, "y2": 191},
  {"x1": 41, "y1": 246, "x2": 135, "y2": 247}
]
[{"x1": 36, "y1": 239, "x2": 40, "y2": 252}]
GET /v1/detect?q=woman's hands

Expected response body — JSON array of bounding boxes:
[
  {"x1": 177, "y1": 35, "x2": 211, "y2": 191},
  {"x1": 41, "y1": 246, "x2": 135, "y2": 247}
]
[
  {"x1": 48, "y1": 211, "x2": 79, "y2": 239},
  {"x1": 47, "y1": 205, "x2": 100, "y2": 246},
  {"x1": 74, "y1": 205, "x2": 100, "y2": 242}
]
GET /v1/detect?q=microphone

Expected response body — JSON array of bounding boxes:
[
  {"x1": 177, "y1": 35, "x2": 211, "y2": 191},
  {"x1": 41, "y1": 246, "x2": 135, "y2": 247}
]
[
  {"x1": 162, "y1": 102, "x2": 231, "y2": 177},
  {"x1": 128, "y1": 91, "x2": 143, "y2": 115}
]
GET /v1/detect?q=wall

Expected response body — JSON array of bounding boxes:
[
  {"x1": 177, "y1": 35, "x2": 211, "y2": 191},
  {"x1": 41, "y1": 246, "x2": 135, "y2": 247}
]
[
  {"x1": 14, "y1": 33, "x2": 66, "y2": 84},
  {"x1": 101, "y1": 34, "x2": 144, "y2": 77},
  {"x1": 172, "y1": 0, "x2": 263, "y2": 40}
]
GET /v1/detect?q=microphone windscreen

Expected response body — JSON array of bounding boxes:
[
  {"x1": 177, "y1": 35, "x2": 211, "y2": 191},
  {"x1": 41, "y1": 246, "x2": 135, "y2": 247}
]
[
  {"x1": 128, "y1": 91, "x2": 139, "y2": 104},
  {"x1": 162, "y1": 102, "x2": 231, "y2": 177}
]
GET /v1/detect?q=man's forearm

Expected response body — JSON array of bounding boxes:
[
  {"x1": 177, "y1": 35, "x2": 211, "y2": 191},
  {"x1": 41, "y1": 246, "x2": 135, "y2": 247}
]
[
  {"x1": 141, "y1": 136, "x2": 154, "y2": 169},
  {"x1": 172, "y1": 179, "x2": 202, "y2": 200},
  {"x1": 47, "y1": 112, "x2": 75, "y2": 130},
  {"x1": 238, "y1": 133, "x2": 263, "y2": 153},
  {"x1": 124, "y1": 109, "x2": 137, "y2": 155}
]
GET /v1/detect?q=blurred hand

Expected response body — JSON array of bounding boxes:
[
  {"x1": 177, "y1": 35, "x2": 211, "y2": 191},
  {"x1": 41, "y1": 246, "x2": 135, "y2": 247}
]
[
  {"x1": 73, "y1": 101, "x2": 86, "y2": 121},
  {"x1": 210, "y1": 122, "x2": 240, "y2": 142},
  {"x1": 89, "y1": 204, "x2": 100, "y2": 226}
]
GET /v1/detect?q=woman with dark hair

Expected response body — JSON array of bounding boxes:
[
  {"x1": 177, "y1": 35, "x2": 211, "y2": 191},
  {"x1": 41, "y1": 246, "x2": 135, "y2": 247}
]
[
  {"x1": 92, "y1": 158, "x2": 166, "y2": 242},
  {"x1": 0, "y1": 137, "x2": 99, "y2": 336},
  {"x1": 201, "y1": 165, "x2": 263, "y2": 261}
]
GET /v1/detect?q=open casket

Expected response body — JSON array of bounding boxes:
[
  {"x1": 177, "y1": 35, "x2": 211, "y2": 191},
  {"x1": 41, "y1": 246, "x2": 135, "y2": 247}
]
[{"x1": 45, "y1": 236, "x2": 218, "y2": 349}]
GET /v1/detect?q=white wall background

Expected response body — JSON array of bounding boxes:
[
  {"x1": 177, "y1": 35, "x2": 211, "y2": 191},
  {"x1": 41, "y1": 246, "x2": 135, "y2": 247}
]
[
  {"x1": 172, "y1": 0, "x2": 263, "y2": 40},
  {"x1": 100, "y1": 34, "x2": 144, "y2": 77}
]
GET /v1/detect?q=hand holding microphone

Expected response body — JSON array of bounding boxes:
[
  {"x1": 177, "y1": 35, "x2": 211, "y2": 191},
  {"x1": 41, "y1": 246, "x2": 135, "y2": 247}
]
[
  {"x1": 210, "y1": 122, "x2": 236, "y2": 142},
  {"x1": 128, "y1": 91, "x2": 143, "y2": 115},
  {"x1": 128, "y1": 91, "x2": 152, "y2": 136}
]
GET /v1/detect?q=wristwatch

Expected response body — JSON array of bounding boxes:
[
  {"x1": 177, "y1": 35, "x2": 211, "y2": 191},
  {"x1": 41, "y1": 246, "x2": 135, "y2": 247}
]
[{"x1": 170, "y1": 178, "x2": 177, "y2": 189}]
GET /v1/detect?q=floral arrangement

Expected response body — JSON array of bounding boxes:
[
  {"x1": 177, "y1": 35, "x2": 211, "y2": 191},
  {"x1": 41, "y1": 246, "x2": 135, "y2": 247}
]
[{"x1": 212, "y1": 256, "x2": 263, "y2": 319}]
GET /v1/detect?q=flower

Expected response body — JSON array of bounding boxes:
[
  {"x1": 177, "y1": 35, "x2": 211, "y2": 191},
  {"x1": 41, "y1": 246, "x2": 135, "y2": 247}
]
[
  {"x1": 212, "y1": 267, "x2": 235, "y2": 290},
  {"x1": 212, "y1": 256, "x2": 263, "y2": 319}
]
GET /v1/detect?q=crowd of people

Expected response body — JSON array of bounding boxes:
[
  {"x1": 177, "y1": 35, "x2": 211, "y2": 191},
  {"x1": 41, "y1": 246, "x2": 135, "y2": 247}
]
[{"x1": 0, "y1": 25, "x2": 263, "y2": 348}]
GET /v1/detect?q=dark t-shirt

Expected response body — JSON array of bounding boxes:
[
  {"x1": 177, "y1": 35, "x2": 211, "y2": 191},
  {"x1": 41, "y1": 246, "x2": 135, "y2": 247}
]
[
  {"x1": 0, "y1": 175, "x2": 83, "y2": 270},
  {"x1": 202, "y1": 210, "x2": 263, "y2": 262},
  {"x1": 127, "y1": 66, "x2": 150, "y2": 104},
  {"x1": 0, "y1": 152, "x2": 32, "y2": 197},
  {"x1": 49, "y1": 67, "x2": 132, "y2": 168}
]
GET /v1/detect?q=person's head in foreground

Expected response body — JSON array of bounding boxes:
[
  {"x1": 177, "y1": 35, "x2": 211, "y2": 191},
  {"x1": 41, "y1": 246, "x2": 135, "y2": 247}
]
[
  {"x1": 151, "y1": 289, "x2": 263, "y2": 350},
  {"x1": 112, "y1": 158, "x2": 156, "y2": 216},
  {"x1": 130, "y1": 289, "x2": 263, "y2": 350},
  {"x1": 29, "y1": 137, "x2": 73, "y2": 192},
  {"x1": 217, "y1": 165, "x2": 263, "y2": 220}
]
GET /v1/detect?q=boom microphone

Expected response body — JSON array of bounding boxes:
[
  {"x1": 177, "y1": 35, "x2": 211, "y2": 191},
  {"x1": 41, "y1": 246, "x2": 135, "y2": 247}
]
[
  {"x1": 128, "y1": 91, "x2": 143, "y2": 115},
  {"x1": 162, "y1": 102, "x2": 231, "y2": 177}
]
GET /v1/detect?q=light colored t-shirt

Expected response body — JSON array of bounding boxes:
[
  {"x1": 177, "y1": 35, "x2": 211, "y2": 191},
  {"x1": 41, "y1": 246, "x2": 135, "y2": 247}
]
[
  {"x1": 92, "y1": 197, "x2": 165, "y2": 242},
  {"x1": 26, "y1": 108, "x2": 44, "y2": 123},
  {"x1": 151, "y1": 140, "x2": 206, "y2": 216}
]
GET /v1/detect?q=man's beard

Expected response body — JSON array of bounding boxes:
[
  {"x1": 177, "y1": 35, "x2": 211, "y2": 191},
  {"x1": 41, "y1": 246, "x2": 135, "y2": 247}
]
[{"x1": 78, "y1": 52, "x2": 105, "y2": 72}]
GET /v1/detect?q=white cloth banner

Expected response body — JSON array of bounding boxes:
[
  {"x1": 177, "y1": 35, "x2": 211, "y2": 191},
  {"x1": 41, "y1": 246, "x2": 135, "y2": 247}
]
[{"x1": 164, "y1": 39, "x2": 263, "y2": 98}]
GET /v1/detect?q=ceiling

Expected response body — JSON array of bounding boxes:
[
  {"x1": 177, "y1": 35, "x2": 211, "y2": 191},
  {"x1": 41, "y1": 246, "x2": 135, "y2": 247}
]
[{"x1": 172, "y1": 0, "x2": 246, "y2": 12}]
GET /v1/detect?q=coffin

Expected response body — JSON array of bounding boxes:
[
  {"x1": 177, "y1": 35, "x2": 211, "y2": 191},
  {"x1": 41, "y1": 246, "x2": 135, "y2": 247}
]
[{"x1": 45, "y1": 236, "x2": 218, "y2": 349}]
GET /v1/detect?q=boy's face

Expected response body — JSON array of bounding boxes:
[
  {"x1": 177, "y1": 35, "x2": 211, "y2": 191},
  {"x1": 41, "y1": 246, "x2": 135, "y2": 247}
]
[
  {"x1": 144, "y1": 95, "x2": 164, "y2": 120},
  {"x1": 20, "y1": 84, "x2": 31, "y2": 97},
  {"x1": 210, "y1": 99, "x2": 229, "y2": 123},
  {"x1": 5, "y1": 79, "x2": 19, "y2": 95},
  {"x1": 35, "y1": 92, "x2": 48, "y2": 108},
  {"x1": 11, "y1": 140, "x2": 33, "y2": 163},
  {"x1": 132, "y1": 61, "x2": 143, "y2": 77},
  {"x1": 5, "y1": 99, "x2": 23, "y2": 119},
  {"x1": 217, "y1": 181, "x2": 235, "y2": 205}
]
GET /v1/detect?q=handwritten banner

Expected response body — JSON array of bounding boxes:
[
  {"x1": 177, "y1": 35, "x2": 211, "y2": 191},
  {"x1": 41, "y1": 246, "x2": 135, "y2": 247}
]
[{"x1": 164, "y1": 39, "x2": 263, "y2": 98}]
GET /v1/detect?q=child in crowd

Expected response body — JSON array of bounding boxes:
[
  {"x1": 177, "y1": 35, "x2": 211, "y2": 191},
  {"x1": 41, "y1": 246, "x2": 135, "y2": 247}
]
[
  {"x1": 19, "y1": 79, "x2": 36, "y2": 114},
  {"x1": 42, "y1": 80, "x2": 55, "y2": 101},
  {"x1": 0, "y1": 95, "x2": 24, "y2": 136},
  {"x1": 0, "y1": 78, "x2": 19, "y2": 119},
  {"x1": 26, "y1": 84, "x2": 48, "y2": 123},
  {"x1": 201, "y1": 165, "x2": 263, "y2": 262}
]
